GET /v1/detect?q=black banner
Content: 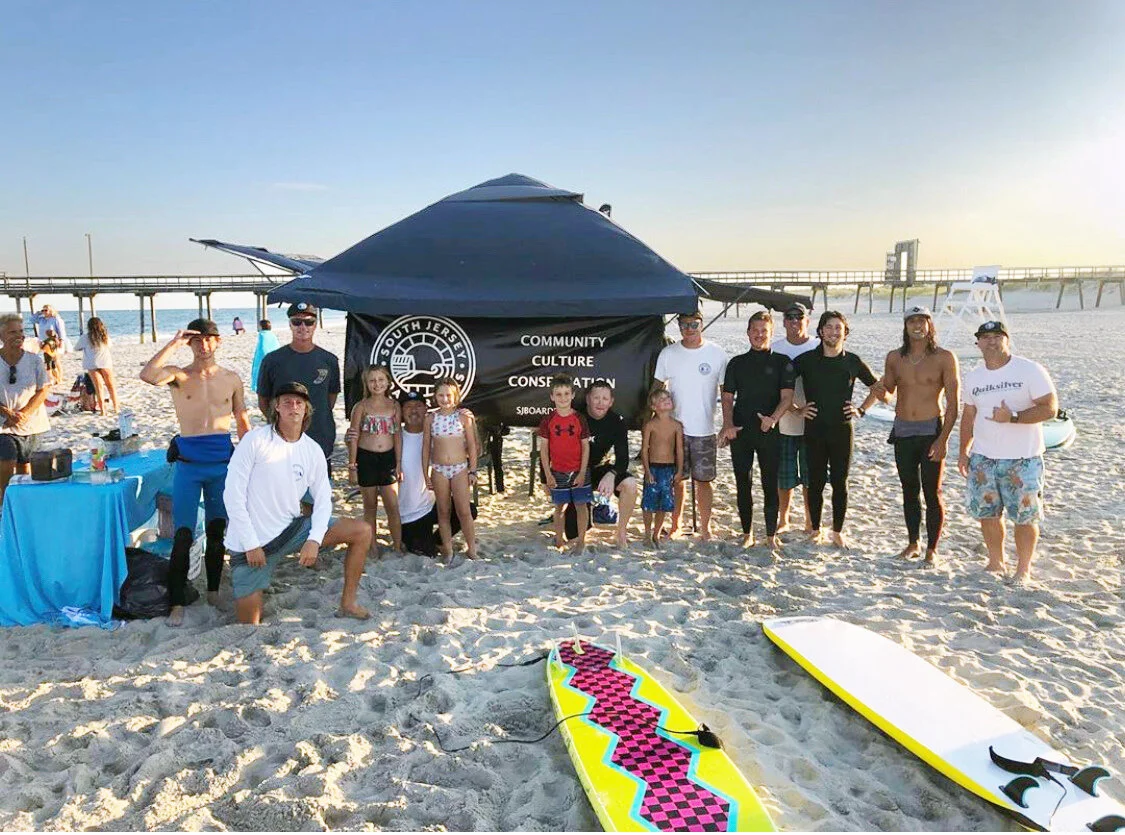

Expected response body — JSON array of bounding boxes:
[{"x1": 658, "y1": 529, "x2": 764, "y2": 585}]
[{"x1": 344, "y1": 314, "x2": 666, "y2": 427}]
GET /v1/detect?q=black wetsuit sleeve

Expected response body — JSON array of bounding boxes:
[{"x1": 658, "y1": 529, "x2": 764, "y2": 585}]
[
  {"x1": 854, "y1": 355, "x2": 877, "y2": 387},
  {"x1": 722, "y1": 354, "x2": 739, "y2": 394},
  {"x1": 779, "y1": 357, "x2": 796, "y2": 389}
]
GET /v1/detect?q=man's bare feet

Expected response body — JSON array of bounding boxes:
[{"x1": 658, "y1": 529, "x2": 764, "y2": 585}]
[
  {"x1": 1010, "y1": 571, "x2": 1031, "y2": 586},
  {"x1": 166, "y1": 606, "x2": 185, "y2": 627},
  {"x1": 829, "y1": 531, "x2": 848, "y2": 548},
  {"x1": 335, "y1": 604, "x2": 371, "y2": 620},
  {"x1": 570, "y1": 541, "x2": 586, "y2": 555},
  {"x1": 766, "y1": 535, "x2": 782, "y2": 552},
  {"x1": 699, "y1": 528, "x2": 713, "y2": 542},
  {"x1": 740, "y1": 533, "x2": 755, "y2": 549},
  {"x1": 775, "y1": 520, "x2": 792, "y2": 535},
  {"x1": 898, "y1": 542, "x2": 921, "y2": 560},
  {"x1": 554, "y1": 537, "x2": 566, "y2": 550},
  {"x1": 803, "y1": 525, "x2": 816, "y2": 536},
  {"x1": 923, "y1": 549, "x2": 939, "y2": 567},
  {"x1": 206, "y1": 591, "x2": 220, "y2": 607},
  {"x1": 809, "y1": 528, "x2": 824, "y2": 544},
  {"x1": 615, "y1": 531, "x2": 629, "y2": 549},
  {"x1": 985, "y1": 560, "x2": 1006, "y2": 575}
]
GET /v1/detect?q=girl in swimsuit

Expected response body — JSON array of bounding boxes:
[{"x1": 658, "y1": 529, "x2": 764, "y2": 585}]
[
  {"x1": 422, "y1": 377, "x2": 478, "y2": 559},
  {"x1": 348, "y1": 365, "x2": 403, "y2": 554}
]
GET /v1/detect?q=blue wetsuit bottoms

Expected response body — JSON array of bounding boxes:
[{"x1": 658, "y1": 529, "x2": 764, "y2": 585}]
[{"x1": 172, "y1": 434, "x2": 235, "y2": 531}]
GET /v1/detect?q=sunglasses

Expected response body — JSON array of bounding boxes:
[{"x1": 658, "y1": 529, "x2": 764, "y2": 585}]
[
  {"x1": 290, "y1": 318, "x2": 317, "y2": 328},
  {"x1": 7, "y1": 364, "x2": 15, "y2": 385},
  {"x1": 678, "y1": 320, "x2": 702, "y2": 330}
]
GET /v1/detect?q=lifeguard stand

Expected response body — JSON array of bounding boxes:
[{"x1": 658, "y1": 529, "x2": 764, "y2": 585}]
[{"x1": 935, "y1": 265, "x2": 1010, "y2": 353}]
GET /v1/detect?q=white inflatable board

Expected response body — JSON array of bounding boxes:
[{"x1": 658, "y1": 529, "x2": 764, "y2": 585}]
[
  {"x1": 763, "y1": 616, "x2": 1124, "y2": 831},
  {"x1": 1043, "y1": 416, "x2": 1076, "y2": 451}
]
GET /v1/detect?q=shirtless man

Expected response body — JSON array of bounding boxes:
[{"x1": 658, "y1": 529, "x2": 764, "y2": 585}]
[
  {"x1": 140, "y1": 319, "x2": 252, "y2": 626},
  {"x1": 877, "y1": 307, "x2": 959, "y2": 564}
]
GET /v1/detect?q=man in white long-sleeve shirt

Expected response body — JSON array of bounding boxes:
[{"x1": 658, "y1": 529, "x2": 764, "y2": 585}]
[{"x1": 224, "y1": 382, "x2": 372, "y2": 624}]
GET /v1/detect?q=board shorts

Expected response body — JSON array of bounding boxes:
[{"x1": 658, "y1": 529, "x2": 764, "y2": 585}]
[
  {"x1": 356, "y1": 447, "x2": 397, "y2": 487},
  {"x1": 229, "y1": 515, "x2": 320, "y2": 598},
  {"x1": 778, "y1": 434, "x2": 809, "y2": 490},
  {"x1": 642, "y1": 463, "x2": 676, "y2": 512},
  {"x1": 684, "y1": 434, "x2": 718, "y2": 482},
  {"x1": 966, "y1": 453, "x2": 1044, "y2": 525},
  {"x1": 0, "y1": 433, "x2": 41, "y2": 465},
  {"x1": 550, "y1": 470, "x2": 593, "y2": 506}
]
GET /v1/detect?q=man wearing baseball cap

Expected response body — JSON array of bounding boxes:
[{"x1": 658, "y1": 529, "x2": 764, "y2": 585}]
[
  {"x1": 958, "y1": 320, "x2": 1057, "y2": 584},
  {"x1": 140, "y1": 317, "x2": 252, "y2": 626},
  {"x1": 876, "y1": 306, "x2": 960, "y2": 565},
  {"x1": 256, "y1": 302, "x2": 341, "y2": 468},
  {"x1": 771, "y1": 302, "x2": 820, "y2": 534},
  {"x1": 224, "y1": 381, "x2": 372, "y2": 623}
]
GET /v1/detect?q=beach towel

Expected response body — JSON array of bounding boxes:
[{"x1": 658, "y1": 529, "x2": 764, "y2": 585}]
[{"x1": 250, "y1": 330, "x2": 281, "y2": 392}]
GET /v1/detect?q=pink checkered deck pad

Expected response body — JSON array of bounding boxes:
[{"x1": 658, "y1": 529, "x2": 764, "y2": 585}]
[{"x1": 559, "y1": 642, "x2": 731, "y2": 831}]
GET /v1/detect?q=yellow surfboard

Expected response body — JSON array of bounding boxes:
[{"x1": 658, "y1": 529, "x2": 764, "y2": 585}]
[{"x1": 547, "y1": 637, "x2": 775, "y2": 832}]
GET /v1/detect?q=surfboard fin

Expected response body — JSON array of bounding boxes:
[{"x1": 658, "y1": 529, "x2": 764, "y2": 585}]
[
  {"x1": 1072, "y1": 766, "x2": 1111, "y2": 797},
  {"x1": 1087, "y1": 813, "x2": 1125, "y2": 831},
  {"x1": 1000, "y1": 775, "x2": 1041, "y2": 809}
]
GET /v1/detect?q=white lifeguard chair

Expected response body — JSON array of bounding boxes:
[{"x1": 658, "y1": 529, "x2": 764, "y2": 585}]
[{"x1": 935, "y1": 265, "x2": 1010, "y2": 354}]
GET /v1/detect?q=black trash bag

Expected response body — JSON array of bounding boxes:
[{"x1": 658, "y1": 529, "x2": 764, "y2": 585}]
[{"x1": 112, "y1": 547, "x2": 198, "y2": 620}]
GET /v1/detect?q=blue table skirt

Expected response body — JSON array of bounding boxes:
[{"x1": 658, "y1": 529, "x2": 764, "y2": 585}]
[{"x1": 0, "y1": 449, "x2": 173, "y2": 627}]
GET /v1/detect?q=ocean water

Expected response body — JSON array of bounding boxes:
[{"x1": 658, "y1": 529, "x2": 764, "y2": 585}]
[{"x1": 18, "y1": 307, "x2": 348, "y2": 344}]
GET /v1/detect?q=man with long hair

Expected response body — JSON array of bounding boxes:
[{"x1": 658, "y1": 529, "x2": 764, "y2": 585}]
[
  {"x1": 224, "y1": 382, "x2": 372, "y2": 624},
  {"x1": 140, "y1": 319, "x2": 252, "y2": 626},
  {"x1": 877, "y1": 306, "x2": 960, "y2": 564}
]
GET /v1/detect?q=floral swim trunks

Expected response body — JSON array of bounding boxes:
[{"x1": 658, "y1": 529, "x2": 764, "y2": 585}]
[{"x1": 966, "y1": 453, "x2": 1044, "y2": 524}]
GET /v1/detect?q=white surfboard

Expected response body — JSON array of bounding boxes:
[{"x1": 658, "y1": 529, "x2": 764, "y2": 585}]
[
  {"x1": 1043, "y1": 415, "x2": 1076, "y2": 451},
  {"x1": 865, "y1": 403, "x2": 896, "y2": 423},
  {"x1": 763, "y1": 616, "x2": 1124, "y2": 831}
]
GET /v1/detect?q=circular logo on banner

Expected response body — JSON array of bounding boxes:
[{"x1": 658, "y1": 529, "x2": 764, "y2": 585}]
[{"x1": 370, "y1": 316, "x2": 476, "y2": 400}]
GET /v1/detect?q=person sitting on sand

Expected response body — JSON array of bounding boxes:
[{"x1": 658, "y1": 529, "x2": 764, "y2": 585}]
[
  {"x1": 876, "y1": 306, "x2": 960, "y2": 565},
  {"x1": 582, "y1": 379, "x2": 639, "y2": 548},
  {"x1": 958, "y1": 321, "x2": 1057, "y2": 584},
  {"x1": 223, "y1": 382, "x2": 372, "y2": 624},
  {"x1": 422, "y1": 378, "x2": 479, "y2": 560},
  {"x1": 640, "y1": 385, "x2": 684, "y2": 546},
  {"x1": 140, "y1": 319, "x2": 252, "y2": 627},
  {"x1": 538, "y1": 374, "x2": 592, "y2": 553}
]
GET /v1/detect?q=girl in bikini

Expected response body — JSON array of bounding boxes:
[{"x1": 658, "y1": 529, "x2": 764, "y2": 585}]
[
  {"x1": 348, "y1": 365, "x2": 403, "y2": 554},
  {"x1": 422, "y1": 377, "x2": 478, "y2": 559}
]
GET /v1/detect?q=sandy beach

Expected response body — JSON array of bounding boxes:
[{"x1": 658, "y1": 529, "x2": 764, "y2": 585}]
[{"x1": 0, "y1": 290, "x2": 1122, "y2": 831}]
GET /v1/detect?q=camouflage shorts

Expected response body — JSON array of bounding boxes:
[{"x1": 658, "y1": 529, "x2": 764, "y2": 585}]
[{"x1": 684, "y1": 434, "x2": 718, "y2": 483}]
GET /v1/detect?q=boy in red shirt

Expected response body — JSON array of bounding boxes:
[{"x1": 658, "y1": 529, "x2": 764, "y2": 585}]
[{"x1": 538, "y1": 374, "x2": 592, "y2": 552}]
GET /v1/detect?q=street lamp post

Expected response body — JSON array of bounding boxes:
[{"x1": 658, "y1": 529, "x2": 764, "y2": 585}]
[{"x1": 86, "y1": 233, "x2": 93, "y2": 277}]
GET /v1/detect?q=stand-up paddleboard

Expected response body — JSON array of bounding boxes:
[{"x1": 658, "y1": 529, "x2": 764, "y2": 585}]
[
  {"x1": 763, "y1": 617, "x2": 1124, "y2": 831},
  {"x1": 1043, "y1": 413, "x2": 1076, "y2": 450},
  {"x1": 547, "y1": 637, "x2": 775, "y2": 832}
]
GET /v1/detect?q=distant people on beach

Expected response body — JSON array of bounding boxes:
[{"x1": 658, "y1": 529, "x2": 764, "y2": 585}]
[
  {"x1": 654, "y1": 307, "x2": 729, "y2": 540},
  {"x1": 539, "y1": 374, "x2": 592, "y2": 553},
  {"x1": 583, "y1": 379, "x2": 638, "y2": 548},
  {"x1": 223, "y1": 382, "x2": 372, "y2": 624},
  {"x1": 771, "y1": 303, "x2": 819, "y2": 534},
  {"x1": 74, "y1": 317, "x2": 118, "y2": 415},
  {"x1": 0, "y1": 314, "x2": 51, "y2": 505},
  {"x1": 958, "y1": 321, "x2": 1057, "y2": 584},
  {"x1": 423, "y1": 378, "x2": 479, "y2": 560},
  {"x1": 232, "y1": 316, "x2": 245, "y2": 335},
  {"x1": 640, "y1": 384, "x2": 683, "y2": 546},
  {"x1": 140, "y1": 318, "x2": 252, "y2": 627},
  {"x1": 347, "y1": 365, "x2": 403, "y2": 555},
  {"x1": 31, "y1": 305, "x2": 68, "y2": 353},
  {"x1": 877, "y1": 307, "x2": 960, "y2": 565},
  {"x1": 250, "y1": 319, "x2": 280, "y2": 393},
  {"x1": 720, "y1": 310, "x2": 795, "y2": 551},
  {"x1": 794, "y1": 311, "x2": 881, "y2": 548},
  {"x1": 256, "y1": 303, "x2": 341, "y2": 468}
]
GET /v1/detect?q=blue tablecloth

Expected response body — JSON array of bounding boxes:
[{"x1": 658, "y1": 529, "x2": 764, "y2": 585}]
[{"x1": 0, "y1": 449, "x2": 173, "y2": 627}]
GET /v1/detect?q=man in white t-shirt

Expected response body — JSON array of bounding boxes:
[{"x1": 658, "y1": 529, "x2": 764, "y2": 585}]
[
  {"x1": 770, "y1": 303, "x2": 820, "y2": 534},
  {"x1": 224, "y1": 382, "x2": 372, "y2": 624},
  {"x1": 957, "y1": 321, "x2": 1057, "y2": 584},
  {"x1": 654, "y1": 307, "x2": 728, "y2": 540},
  {"x1": 0, "y1": 314, "x2": 51, "y2": 506}
]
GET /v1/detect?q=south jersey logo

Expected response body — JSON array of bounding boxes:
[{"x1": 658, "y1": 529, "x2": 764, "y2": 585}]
[{"x1": 370, "y1": 316, "x2": 476, "y2": 400}]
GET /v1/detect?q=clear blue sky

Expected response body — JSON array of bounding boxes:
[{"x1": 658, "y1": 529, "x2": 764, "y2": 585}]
[{"x1": 3, "y1": 0, "x2": 1123, "y2": 308}]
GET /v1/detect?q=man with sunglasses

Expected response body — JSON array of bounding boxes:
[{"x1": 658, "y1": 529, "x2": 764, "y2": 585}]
[
  {"x1": 771, "y1": 303, "x2": 820, "y2": 535},
  {"x1": 141, "y1": 318, "x2": 252, "y2": 626},
  {"x1": 0, "y1": 314, "x2": 51, "y2": 507},
  {"x1": 654, "y1": 307, "x2": 728, "y2": 540},
  {"x1": 256, "y1": 303, "x2": 341, "y2": 469}
]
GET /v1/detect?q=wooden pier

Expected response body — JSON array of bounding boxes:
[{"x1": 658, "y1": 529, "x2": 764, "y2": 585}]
[{"x1": 3, "y1": 265, "x2": 1123, "y2": 341}]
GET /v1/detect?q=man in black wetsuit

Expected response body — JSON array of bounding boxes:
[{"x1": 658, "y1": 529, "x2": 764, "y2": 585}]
[
  {"x1": 583, "y1": 379, "x2": 638, "y2": 548},
  {"x1": 795, "y1": 310, "x2": 883, "y2": 548},
  {"x1": 720, "y1": 311, "x2": 795, "y2": 551}
]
